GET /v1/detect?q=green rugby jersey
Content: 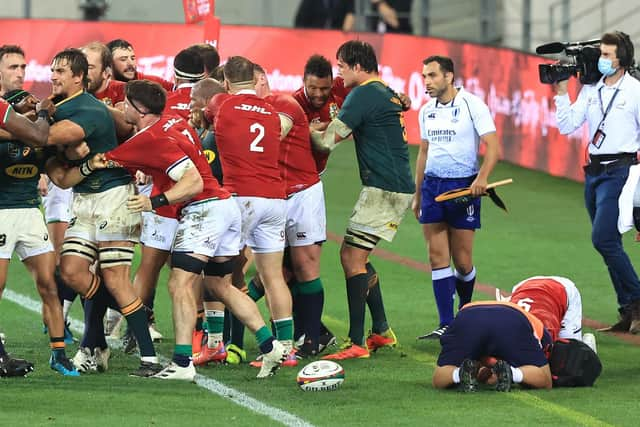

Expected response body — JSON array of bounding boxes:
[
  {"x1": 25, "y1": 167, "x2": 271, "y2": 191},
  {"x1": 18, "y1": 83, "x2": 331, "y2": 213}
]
[
  {"x1": 338, "y1": 79, "x2": 414, "y2": 194},
  {"x1": 0, "y1": 141, "x2": 50, "y2": 209},
  {"x1": 53, "y1": 91, "x2": 130, "y2": 193},
  {"x1": 198, "y1": 128, "x2": 224, "y2": 185}
]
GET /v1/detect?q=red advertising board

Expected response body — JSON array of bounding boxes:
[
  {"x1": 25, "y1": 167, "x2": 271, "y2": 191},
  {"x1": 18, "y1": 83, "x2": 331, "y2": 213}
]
[
  {"x1": 0, "y1": 19, "x2": 586, "y2": 181},
  {"x1": 182, "y1": 0, "x2": 215, "y2": 24}
]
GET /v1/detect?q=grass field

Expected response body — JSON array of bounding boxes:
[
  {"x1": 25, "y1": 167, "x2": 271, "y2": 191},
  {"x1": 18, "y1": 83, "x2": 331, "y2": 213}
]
[{"x1": 2, "y1": 144, "x2": 640, "y2": 426}]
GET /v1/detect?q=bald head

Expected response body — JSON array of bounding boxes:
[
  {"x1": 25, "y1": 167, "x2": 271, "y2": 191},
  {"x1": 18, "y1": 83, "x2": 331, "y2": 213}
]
[{"x1": 190, "y1": 78, "x2": 225, "y2": 129}]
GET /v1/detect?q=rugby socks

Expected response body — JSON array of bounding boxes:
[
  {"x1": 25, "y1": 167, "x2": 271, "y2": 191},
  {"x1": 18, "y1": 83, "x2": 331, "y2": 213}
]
[
  {"x1": 54, "y1": 266, "x2": 78, "y2": 319},
  {"x1": 228, "y1": 310, "x2": 246, "y2": 348},
  {"x1": 255, "y1": 326, "x2": 275, "y2": 354},
  {"x1": 273, "y1": 317, "x2": 294, "y2": 351},
  {"x1": 290, "y1": 281, "x2": 304, "y2": 342},
  {"x1": 296, "y1": 278, "x2": 325, "y2": 350},
  {"x1": 82, "y1": 279, "x2": 115, "y2": 350},
  {"x1": 346, "y1": 273, "x2": 369, "y2": 346},
  {"x1": 122, "y1": 298, "x2": 156, "y2": 358},
  {"x1": 0, "y1": 340, "x2": 7, "y2": 357},
  {"x1": 173, "y1": 344, "x2": 192, "y2": 368},
  {"x1": 50, "y1": 337, "x2": 66, "y2": 360},
  {"x1": 432, "y1": 266, "x2": 456, "y2": 327},
  {"x1": 455, "y1": 266, "x2": 476, "y2": 309},
  {"x1": 452, "y1": 367, "x2": 461, "y2": 384},
  {"x1": 511, "y1": 366, "x2": 524, "y2": 383},
  {"x1": 84, "y1": 273, "x2": 101, "y2": 299},
  {"x1": 195, "y1": 309, "x2": 205, "y2": 332},
  {"x1": 247, "y1": 278, "x2": 264, "y2": 301},
  {"x1": 205, "y1": 309, "x2": 225, "y2": 349},
  {"x1": 365, "y1": 263, "x2": 389, "y2": 334}
]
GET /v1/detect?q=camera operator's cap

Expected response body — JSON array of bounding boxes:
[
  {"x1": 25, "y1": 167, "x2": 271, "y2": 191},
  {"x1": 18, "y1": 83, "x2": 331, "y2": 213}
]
[{"x1": 2, "y1": 89, "x2": 31, "y2": 106}]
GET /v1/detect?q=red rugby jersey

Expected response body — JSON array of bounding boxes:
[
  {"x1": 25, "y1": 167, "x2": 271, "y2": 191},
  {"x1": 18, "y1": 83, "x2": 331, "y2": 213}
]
[
  {"x1": 105, "y1": 115, "x2": 228, "y2": 218},
  {"x1": 213, "y1": 90, "x2": 284, "y2": 198},
  {"x1": 136, "y1": 71, "x2": 174, "y2": 92},
  {"x1": 93, "y1": 79, "x2": 126, "y2": 106},
  {"x1": 292, "y1": 85, "x2": 344, "y2": 174},
  {"x1": 265, "y1": 93, "x2": 319, "y2": 196},
  {"x1": 164, "y1": 84, "x2": 193, "y2": 121},
  {"x1": 510, "y1": 277, "x2": 568, "y2": 342},
  {"x1": 0, "y1": 98, "x2": 11, "y2": 128}
]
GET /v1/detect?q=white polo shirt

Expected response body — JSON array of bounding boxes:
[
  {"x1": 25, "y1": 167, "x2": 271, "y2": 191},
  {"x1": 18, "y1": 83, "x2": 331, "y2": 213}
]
[
  {"x1": 418, "y1": 87, "x2": 496, "y2": 178},
  {"x1": 555, "y1": 72, "x2": 640, "y2": 155}
]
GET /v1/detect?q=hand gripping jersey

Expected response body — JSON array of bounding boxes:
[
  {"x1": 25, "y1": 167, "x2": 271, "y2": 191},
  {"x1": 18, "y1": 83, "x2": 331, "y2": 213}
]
[
  {"x1": 212, "y1": 91, "x2": 285, "y2": 198},
  {"x1": 164, "y1": 84, "x2": 193, "y2": 121},
  {"x1": 93, "y1": 79, "x2": 126, "y2": 106},
  {"x1": 105, "y1": 115, "x2": 229, "y2": 218},
  {"x1": 265, "y1": 93, "x2": 319, "y2": 196},
  {"x1": 53, "y1": 91, "x2": 130, "y2": 194},
  {"x1": 510, "y1": 276, "x2": 582, "y2": 342},
  {"x1": 292, "y1": 82, "x2": 345, "y2": 174}
]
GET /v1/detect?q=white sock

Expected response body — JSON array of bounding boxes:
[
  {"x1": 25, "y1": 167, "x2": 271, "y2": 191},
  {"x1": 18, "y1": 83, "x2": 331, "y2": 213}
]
[
  {"x1": 452, "y1": 367, "x2": 461, "y2": 384},
  {"x1": 62, "y1": 300, "x2": 73, "y2": 321},
  {"x1": 141, "y1": 356, "x2": 158, "y2": 364},
  {"x1": 511, "y1": 366, "x2": 524, "y2": 383},
  {"x1": 207, "y1": 333, "x2": 223, "y2": 349}
]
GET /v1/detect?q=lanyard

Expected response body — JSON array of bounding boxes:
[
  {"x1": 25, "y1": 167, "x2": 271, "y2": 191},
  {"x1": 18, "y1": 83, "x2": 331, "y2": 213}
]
[{"x1": 597, "y1": 75, "x2": 624, "y2": 127}]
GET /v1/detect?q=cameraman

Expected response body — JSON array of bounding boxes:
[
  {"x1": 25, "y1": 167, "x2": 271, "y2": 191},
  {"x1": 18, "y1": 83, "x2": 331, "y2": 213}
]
[{"x1": 555, "y1": 31, "x2": 640, "y2": 334}]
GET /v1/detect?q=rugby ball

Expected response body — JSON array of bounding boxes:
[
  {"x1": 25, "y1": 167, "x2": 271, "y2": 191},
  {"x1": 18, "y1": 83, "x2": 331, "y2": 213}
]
[{"x1": 296, "y1": 360, "x2": 344, "y2": 391}]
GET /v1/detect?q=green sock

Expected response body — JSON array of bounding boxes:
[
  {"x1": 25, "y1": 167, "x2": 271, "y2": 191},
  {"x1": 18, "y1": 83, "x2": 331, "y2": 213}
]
[
  {"x1": 247, "y1": 278, "x2": 264, "y2": 301},
  {"x1": 206, "y1": 310, "x2": 225, "y2": 347},
  {"x1": 346, "y1": 273, "x2": 369, "y2": 346},
  {"x1": 365, "y1": 263, "x2": 389, "y2": 334},
  {"x1": 273, "y1": 317, "x2": 294, "y2": 343},
  {"x1": 255, "y1": 325, "x2": 272, "y2": 346}
]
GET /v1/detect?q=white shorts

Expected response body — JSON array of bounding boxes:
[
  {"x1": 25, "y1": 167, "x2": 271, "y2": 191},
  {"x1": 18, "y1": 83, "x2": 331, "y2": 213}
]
[
  {"x1": 140, "y1": 211, "x2": 179, "y2": 251},
  {"x1": 0, "y1": 208, "x2": 53, "y2": 260},
  {"x1": 42, "y1": 182, "x2": 73, "y2": 223},
  {"x1": 137, "y1": 182, "x2": 153, "y2": 197},
  {"x1": 286, "y1": 181, "x2": 326, "y2": 247},
  {"x1": 172, "y1": 197, "x2": 241, "y2": 258},
  {"x1": 512, "y1": 276, "x2": 583, "y2": 340},
  {"x1": 65, "y1": 184, "x2": 141, "y2": 243},
  {"x1": 235, "y1": 196, "x2": 286, "y2": 254}
]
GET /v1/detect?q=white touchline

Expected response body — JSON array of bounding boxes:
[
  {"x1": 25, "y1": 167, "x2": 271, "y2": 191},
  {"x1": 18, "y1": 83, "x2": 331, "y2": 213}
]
[{"x1": 3, "y1": 289, "x2": 314, "y2": 427}]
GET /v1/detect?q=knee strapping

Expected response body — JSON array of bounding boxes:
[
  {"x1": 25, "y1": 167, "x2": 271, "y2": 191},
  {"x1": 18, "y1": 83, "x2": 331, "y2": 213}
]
[
  {"x1": 61, "y1": 238, "x2": 98, "y2": 263},
  {"x1": 171, "y1": 252, "x2": 206, "y2": 275},
  {"x1": 343, "y1": 228, "x2": 378, "y2": 251},
  {"x1": 203, "y1": 259, "x2": 234, "y2": 277},
  {"x1": 99, "y1": 246, "x2": 135, "y2": 268}
]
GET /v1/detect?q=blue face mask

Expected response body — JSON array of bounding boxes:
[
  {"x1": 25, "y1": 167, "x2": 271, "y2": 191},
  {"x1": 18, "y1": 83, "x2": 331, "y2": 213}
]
[{"x1": 598, "y1": 57, "x2": 617, "y2": 76}]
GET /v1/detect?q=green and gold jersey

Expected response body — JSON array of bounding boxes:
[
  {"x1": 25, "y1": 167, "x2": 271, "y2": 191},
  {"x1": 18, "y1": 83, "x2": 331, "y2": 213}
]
[
  {"x1": 53, "y1": 91, "x2": 130, "y2": 193},
  {"x1": 338, "y1": 79, "x2": 414, "y2": 194},
  {"x1": 199, "y1": 128, "x2": 224, "y2": 185},
  {"x1": 0, "y1": 141, "x2": 51, "y2": 209}
]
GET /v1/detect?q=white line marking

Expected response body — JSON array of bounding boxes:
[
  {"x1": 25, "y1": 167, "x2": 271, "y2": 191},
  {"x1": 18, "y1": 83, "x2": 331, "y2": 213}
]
[{"x1": 3, "y1": 289, "x2": 314, "y2": 427}]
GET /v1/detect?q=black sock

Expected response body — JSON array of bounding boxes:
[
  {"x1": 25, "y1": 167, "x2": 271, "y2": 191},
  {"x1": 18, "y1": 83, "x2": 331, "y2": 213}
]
[
  {"x1": 80, "y1": 293, "x2": 108, "y2": 350},
  {"x1": 455, "y1": 266, "x2": 476, "y2": 309},
  {"x1": 195, "y1": 309, "x2": 204, "y2": 332},
  {"x1": 55, "y1": 265, "x2": 78, "y2": 304},
  {"x1": 223, "y1": 309, "x2": 231, "y2": 344},
  {"x1": 124, "y1": 302, "x2": 156, "y2": 357},
  {"x1": 0, "y1": 340, "x2": 7, "y2": 357},
  {"x1": 365, "y1": 263, "x2": 388, "y2": 334},
  {"x1": 229, "y1": 311, "x2": 245, "y2": 348},
  {"x1": 346, "y1": 273, "x2": 369, "y2": 346}
]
